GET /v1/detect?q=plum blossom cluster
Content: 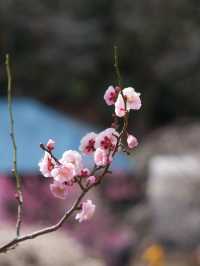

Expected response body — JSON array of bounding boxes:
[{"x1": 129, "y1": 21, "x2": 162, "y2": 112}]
[
  {"x1": 38, "y1": 142, "x2": 96, "y2": 222},
  {"x1": 0, "y1": 53, "x2": 143, "y2": 254},
  {"x1": 104, "y1": 85, "x2": 141, "y2": 149},
  {"x1": 104, "y1": 85, "x2": 141, "y2": 117},
  {"x1": 39, "y1": 85, "x2": 141, "y2": 223}
]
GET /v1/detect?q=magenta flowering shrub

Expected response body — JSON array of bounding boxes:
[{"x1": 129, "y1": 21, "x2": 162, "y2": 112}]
[{"x1": 38, "y1": 85, "x2": 142, "y2": 223}]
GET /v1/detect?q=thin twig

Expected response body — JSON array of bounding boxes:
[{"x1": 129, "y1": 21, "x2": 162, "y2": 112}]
[
  {"x1": 113, "y1": 46, "x2": 129, "y2": 141},
  {"x1": 39, "y1": 143, "x2": 61, "y2": 165},
  {"x1": 5, "y1": 54, "x2": 23, "y2": 238},
  {"x1": 114, "y1": 45, "x2": 122, "y2": 87},
  {"x1": 0, "y1": 186, "x2": 89, "y2": 253},
  {"x1": 0, "y1": 161, "x2": 111, "y2": 253}
]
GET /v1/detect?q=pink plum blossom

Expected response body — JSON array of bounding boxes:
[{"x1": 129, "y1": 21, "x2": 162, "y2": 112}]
[
  {"x1": 50, "y1": 180, "x2": 69, "y2": 199},
  {"x1": 61, "y1": 150, "x2": 83, "y2": 175},
  {"x1": 36, "y1": 72, "x2": 143, "y2": 228},
  {"x1": 115, "y1": 95, "x2": 126, "y2": 117},
  {"x1": 51, "y1": 163, "x2": 75, "y2": 183},
  {"x1": 115, "y1": 87, "x2": 141, "y2": 117},
  {"x1": 79, "y1": 132, "x2": 97, "y2": 155},
  {"x1": 104, "y1": 85, "x2": 117, "y2": 106},
  {"x1": 94, "y1": 148, "x2": 112, "y2": 166},
  {"x1": 80, "y1": 168, "x2": 90, "y2": 177},
  {"x1": 46, "y1": 139, "x2": 55, "y2": 151},
  {"x1": 38, "y1": 152, "x2": 55, "y2": 177},
  {"x1": 95, "y1": 128, "x2": 119, "y2": 151},
  {"x1": 75, "y1": 200, "x2": 96, "y2": 222},
  {"x1": 123, "y1": 87, "x2": 141, "y2": 110},
  {"x1": 127, "y1": 134, "x2": 138, "y2": 149},
  {"x1": 87, "y1": 175, "x2": 96, "y2": 185}
]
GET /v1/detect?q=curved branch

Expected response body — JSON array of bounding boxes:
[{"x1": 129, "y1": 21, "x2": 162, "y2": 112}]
[{"x1": 0, "y1": 185, "x2": 89, "y2": 253}]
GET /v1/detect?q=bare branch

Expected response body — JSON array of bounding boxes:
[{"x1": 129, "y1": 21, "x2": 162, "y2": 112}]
[
  {"x1": 114, "y1": 45, "x2": 122, "y2": 87},
  {"x1": 0, "y1": 185, "x2": 89, "y2": 253},
  {"x1": 114, "y1": 46, "x2": 129, "y2": 136},
  {"x1": 5, "y1": 54, "x2": 23, "y2": 238},
  {"x1": 0, "y1": 162, "x2": 112, "y2": 253}
]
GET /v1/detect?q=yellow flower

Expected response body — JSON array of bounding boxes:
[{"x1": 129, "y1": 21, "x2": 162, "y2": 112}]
[{"x1": 142, "y1": 244, "x2": 165, "y2": 266}]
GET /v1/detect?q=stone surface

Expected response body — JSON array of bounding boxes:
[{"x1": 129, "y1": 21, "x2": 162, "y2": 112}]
[
  {"x1": 0, "y1": 227, "x2": 105, "y2": 266},
  {"x1": 148, "y1": 155, "x2": 200, "y2": 247}
]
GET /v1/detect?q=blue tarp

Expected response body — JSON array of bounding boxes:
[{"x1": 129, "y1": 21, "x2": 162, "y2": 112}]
[{"x1": 0, "y1": 98, "x2": 134, "y2": 173}]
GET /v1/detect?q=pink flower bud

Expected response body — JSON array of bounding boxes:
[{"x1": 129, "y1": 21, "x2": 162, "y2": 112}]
[
  {"x1": 46, "y1": 139, "x2": 55, "y2": 151},
  {"x1": 127, "y1": 134, "x2": 138, "y2": 149},
  {"x1": 115, "y1": 86, "x2": 121, "y2": 93},
  {"x1": 75, "y1": 199, "x2": 96, "y2": 222},
  {"x1": 80, "y1": 168, "x2": 90, "y2": 177},
  {"x1": 87, "y1": 175, "x2": 96, "y2": 185}
]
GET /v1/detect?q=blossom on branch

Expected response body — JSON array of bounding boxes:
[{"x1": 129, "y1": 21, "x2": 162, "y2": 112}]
[
  {"x1": 95, "y1": 128, "x2": 119, "y2": 151},
  {"x1": 115, "y1": 87, "x2": 141, "y2": 117},
  {"x1": 87, "y1": 175, "x2": 96, "y2": 185},
  {"x1": 94, "y1": 148, "x2": 112, "y2": 166},
  {"x1": 50, "y1": 180, "x2": 69, "y2": 199},
  {"x1": 127, "y1": 134, "x2": 138, "y2": 149},
  {"x1": 1, "y1": 52, "x2": 144, "y2": 254},
  {"x1": 115, "y1": 95, "x2": 126, "y2": 117},
  {"x1": 46, "y1": 139, "x2": 55, "y2": 151},
  {"x1": 38, "y1": 152, "x2": 55, "y2": 178},
  {"x1": 38, "y1": 83, "x2": 142, "y2": 222},
  {"x1": 51, "y1": 163, "x2": 75, "y2": 183},
  {"x1": 79, "y1": 132, "x2": 97, "y2": 155},
  {"x1": 61, "y1": 150, "x2": 83, "y2": 175},
  {"x1": 104, "y1": 85, "x2": 117, "y2": 106},
  {"x1": 75, "y1": 200, "x2": 96, "y2": 223},
  {"x1": 80, "y1": 168, "x2": 90, "y2": 177}
]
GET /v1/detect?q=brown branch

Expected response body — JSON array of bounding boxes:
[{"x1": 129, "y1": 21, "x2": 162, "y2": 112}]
[
  {"x1": 40, "y1": 143, "x2": 61, "y2": 165},
  {"x1": 0, "y1": 185, "x2": 89, "y2": 253},
  {"x1": 0, "y1": 159, "x2": 114, "y2": 253},
  {"x1": 5, "y1": 54, "x2": 23, "y2": 238},
  {"x1": 74, "y1": 176, "x2": 85, "y2": 191},
  {"x1": 113, "y1": 46, "x2": 129, "y2": 149},
  {"x1": 114, "y1": 45, "x2": 122, "y2": 87}
]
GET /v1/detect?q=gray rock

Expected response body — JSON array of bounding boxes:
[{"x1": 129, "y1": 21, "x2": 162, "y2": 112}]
[{"x1": 148, "y1": 155, "x2": 200, "y2": 247}]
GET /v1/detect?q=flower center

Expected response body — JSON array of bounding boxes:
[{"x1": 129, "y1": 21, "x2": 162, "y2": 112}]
[
  {"x1": 100, "y1": 136, "x2": 114, "y2": 150},
  {"x1": 86, "y1": 139, "x2": 95, "y2": 152},
  {"x1": 109, "y1": 92, "x2": 117, "y2": 102},
  {"x1": 47, "y1": 157, "x2": 54, "y2": 171}
]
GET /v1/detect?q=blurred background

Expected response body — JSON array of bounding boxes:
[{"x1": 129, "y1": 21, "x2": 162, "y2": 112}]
[{"x1": 1, "y1": 0, "x2": 200, "y2": 265}]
